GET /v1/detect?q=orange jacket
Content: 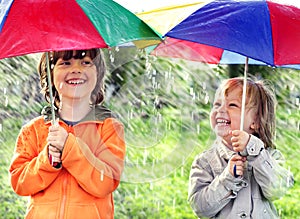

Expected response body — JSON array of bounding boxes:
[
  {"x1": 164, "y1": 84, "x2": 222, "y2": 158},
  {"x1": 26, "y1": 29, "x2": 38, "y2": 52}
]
[{"x1": 9, "y1": 106, "x2": 126, "y2": 219}]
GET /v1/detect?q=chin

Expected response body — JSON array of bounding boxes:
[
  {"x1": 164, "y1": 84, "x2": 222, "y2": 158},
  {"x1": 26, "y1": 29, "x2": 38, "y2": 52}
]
[{"x1": 215, "y1": 127, "x2": 230, "y2": 137}]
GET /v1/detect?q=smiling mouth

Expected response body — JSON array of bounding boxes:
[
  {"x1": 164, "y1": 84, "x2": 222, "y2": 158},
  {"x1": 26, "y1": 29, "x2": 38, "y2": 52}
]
[
  {"x1": 66, "y1": 79, "x2": 85, "y2": 85},
  {"x1": 216, "y1": 119, "x2": 231, "y2": 125}
]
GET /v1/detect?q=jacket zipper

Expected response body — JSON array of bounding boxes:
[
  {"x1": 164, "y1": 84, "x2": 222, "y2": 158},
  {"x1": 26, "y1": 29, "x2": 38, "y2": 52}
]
[{"x1": 59, "y1": 173, "x2": 68, "y2": 219}]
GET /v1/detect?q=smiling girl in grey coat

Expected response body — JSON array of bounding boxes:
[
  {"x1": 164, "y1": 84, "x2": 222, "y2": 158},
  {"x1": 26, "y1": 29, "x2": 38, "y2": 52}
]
[{"x1": 188, "y1": 77, "x2": 294, "y2": 219}]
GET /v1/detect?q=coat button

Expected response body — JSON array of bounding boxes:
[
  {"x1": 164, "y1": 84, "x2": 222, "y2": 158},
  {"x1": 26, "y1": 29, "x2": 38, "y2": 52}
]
[{"x1": 238, "y1": 212, "x2": 247, "y2": 218}]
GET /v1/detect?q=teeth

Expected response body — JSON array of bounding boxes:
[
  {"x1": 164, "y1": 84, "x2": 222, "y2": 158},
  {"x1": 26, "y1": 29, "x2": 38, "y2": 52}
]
[
  {"x1": 216, "y1": 119, "x2": 230, "y2": 124},
  {"x1": 67, "y1": 79, "x2": 84, "y2": 84}
]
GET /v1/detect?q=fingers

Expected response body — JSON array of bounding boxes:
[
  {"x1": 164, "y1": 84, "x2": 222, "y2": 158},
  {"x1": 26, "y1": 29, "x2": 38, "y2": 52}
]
[
  {"x1": 231, "y1": 130, "x2": 250, "y2": 153},
  {"x1": 47, "y1": 124, "x2": 68, "y2": 152},
  {"x1": 233, "y1": 162, "x2": 244, "y2": 177},
  {"x1": 48, "y1": 145, "x2": 62, "y2": 163},
  {"x1": 233, "y1": 164, "x2": 239, "y2": 177},
  {"x1": 48, "y1": 145, "x2": 61, "y2": 155},
  {"x1": 229, "y1": 154, "x2": 246, "y2": 177}
]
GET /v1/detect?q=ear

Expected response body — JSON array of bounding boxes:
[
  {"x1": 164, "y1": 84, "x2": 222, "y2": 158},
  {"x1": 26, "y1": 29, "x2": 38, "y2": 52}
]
[{"x1": 250, "y1": 122, "x2": 259, "y2": 130}]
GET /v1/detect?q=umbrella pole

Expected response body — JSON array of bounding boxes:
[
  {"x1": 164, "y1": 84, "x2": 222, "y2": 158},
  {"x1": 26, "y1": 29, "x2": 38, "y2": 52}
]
[
  {"x1": 45, "y1": 52, "x2": 56, "y2": 124},
  {"x1": 240, "y1": 57, "x2": 249, "y2": 131}
]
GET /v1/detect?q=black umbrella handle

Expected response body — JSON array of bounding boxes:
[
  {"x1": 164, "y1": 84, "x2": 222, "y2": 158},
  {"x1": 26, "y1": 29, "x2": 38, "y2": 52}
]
[{"x1": 49, "y1": 153, "x2": 62, "y2": 169}]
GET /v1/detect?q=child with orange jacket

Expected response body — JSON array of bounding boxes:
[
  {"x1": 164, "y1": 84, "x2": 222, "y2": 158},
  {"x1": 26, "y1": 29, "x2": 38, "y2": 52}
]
[{"x1": 9, "y1": 49, "x2": 126, "y2": 219}]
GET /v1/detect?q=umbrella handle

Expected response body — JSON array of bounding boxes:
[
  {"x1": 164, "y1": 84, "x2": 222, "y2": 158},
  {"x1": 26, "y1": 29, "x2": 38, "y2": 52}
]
[
  {"x1": 46, "y1": 52, "x2": 62, "y2": 168},
  {"x1": 49, "y1": 154, "x2": 62, "y2": 169}
]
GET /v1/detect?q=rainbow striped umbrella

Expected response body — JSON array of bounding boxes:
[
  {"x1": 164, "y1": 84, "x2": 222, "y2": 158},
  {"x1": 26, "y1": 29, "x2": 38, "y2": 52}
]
[
  {"x1": 138, "y1": 0, "x2": 300, "y2": 130},
  {"x1": 138, "y1": 0, "x2": 300, "y2": 68}
]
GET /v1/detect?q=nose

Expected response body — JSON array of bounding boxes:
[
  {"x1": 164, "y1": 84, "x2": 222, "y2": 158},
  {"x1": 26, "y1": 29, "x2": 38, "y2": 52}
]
[
  {"x1": 217, "y1": 103, "x2": 226, "y2": 113},
  {"x1": 70, "y1": 60, "x2": 82, "y2": 73}
]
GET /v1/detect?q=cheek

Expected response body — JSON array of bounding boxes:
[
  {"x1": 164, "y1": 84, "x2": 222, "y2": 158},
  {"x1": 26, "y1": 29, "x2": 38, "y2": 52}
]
[
  {"x1": 210, "y1": 110, "x2": 216, "y2": 127},
  {"x1": 53, "y1": 75, "x2": 64, "y2": 91}
]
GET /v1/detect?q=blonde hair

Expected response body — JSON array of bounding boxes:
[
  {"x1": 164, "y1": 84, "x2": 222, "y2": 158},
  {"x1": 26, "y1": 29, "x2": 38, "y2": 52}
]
[
  {"x1": 38, "y1": 49, "x2": 106, "y2": 108},
  {"x1": 219, "y1": 77, "x2": 276, "y2": 149}
]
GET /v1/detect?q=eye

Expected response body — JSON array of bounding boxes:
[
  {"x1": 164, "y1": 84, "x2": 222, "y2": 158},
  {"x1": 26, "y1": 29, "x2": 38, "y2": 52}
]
[
  {"x1": 229, "y1": 102, "x2": 239, "y2": 107},
  {"x1": 81, "y1": 58, "x2": 94, "y2": 67},
  {"x1": 57, "y1": 60, "x2": 71, "y2": 66},
  {"x1": 213, "y1": 101, "x2": 221, "y2": 108}
]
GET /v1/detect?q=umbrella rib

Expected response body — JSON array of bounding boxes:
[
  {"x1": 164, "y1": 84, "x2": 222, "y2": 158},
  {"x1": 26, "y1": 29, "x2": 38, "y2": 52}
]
[{"x1": 240, "y1": 57, "x2": 249, "y2": 131}]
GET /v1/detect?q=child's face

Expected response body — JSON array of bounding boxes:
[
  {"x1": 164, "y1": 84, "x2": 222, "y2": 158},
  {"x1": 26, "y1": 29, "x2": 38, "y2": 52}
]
[
  {"x1": 210, "y1": 86, "x2": 256, "y2": 144},
  {"x1": 53, "y1": 52, "x2": 97, "y2": 103}
]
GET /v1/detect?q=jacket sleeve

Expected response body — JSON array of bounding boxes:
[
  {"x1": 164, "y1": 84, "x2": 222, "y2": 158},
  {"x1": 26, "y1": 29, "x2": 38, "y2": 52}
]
[
  {"x1": 188, "y1": 153, "x2": 246, "y2": 218},
  {"x1": 248, "y1": 139, "x2": 294, "y2": 200},
  {"x1": 9, "y1": 123, "x2": 61, "y2": 196},
  {"x1": 61, "y1": 118, "x2": 125, "y2": 198}
]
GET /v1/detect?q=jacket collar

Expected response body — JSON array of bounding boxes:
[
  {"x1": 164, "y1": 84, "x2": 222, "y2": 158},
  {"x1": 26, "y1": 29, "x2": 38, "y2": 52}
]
[
  {"x1": 214, "y1": 138, "x2": 235, "y2": 161},
  {"x1": 41, "y1": 104, "x2": 116, "y2": 123}
]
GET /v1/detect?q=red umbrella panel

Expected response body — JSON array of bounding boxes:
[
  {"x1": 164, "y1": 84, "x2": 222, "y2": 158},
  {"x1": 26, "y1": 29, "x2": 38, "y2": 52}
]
[{"x1": 0, "y1": 0, "x2": 162, "y2": 59}]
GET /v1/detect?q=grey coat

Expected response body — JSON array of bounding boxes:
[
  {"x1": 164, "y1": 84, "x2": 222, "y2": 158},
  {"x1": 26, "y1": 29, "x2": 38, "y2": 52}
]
[{"x1": 188, "y1": 135, "x2": 294, "y2": 219}]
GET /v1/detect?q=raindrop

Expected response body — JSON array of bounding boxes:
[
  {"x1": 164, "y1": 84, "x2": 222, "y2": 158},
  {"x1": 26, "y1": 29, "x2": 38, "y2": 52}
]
[
  {"x1": 296, "y1": 97, "x2": 299, "y2": 106},
  {"x1": 116, "y1": 73, "x2": 124, "y2": 81},
  {"x1": 197, "y1": 124, "x2": 201, "y2": 134},
  {"x1": 202, "y1": 82, "x2": 207, "y2": 90},
  {"x1": 287, "y1": 166, "x2": 291, "y2": 186},
  {"x1": 115, "y1": 46, "x2": 119, "y2": 52},
  {"x1": 181, "y1": 166, "x2": 184, "y2": 177},
  {"x1": 167, "y1": 121, "x2": 171, "y2": 130},
  {"x1": 204, "y1": 94, "x2": 210, "y2": 104},
  {"x1": 4, "y1": 96, "x2": 8, "y2": 107},
  {"x1": 135, "y1": 186, "x2": 138, "y2": 198},
  {"x1": 0, "y1": 123, "x2": 2, "y2": 132},
  {"x1": 172, "y1": 198, "x2": 176, "y2": 210},
  {"x1": 152, "y1": 76, "x2": 156, "y2": 88},
  {"x1": 152, "y1": 159, "x2": 156, "y2": 169},
  {"x1": 149, "y1": 182, "x2": 153, "y2": 190},
  {"x1": 189, "y1": 87, "x2": 194, "y2": 96},
  {"x1": 3, "y1": 87, "x2": 6, "y2": 95},
  {"x1": 109, "y1": 50, "x2": 114, "y2": 63},
  {"x1": 143, "y1": 149, "x2": 148, "y2": 165},
  {"x1": 145, "y1": 63, "x2": 152, "y2": 75},
  {"x1": 156, "y1": 113, "x2": 162, "y2": 124}
]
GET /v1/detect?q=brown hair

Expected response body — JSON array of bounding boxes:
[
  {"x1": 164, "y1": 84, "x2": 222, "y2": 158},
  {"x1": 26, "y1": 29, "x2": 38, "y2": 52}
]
[
  {"x1": 38, "y1": 49, "x2": 106, "y2": 108},
  {"x1": 219, "y1": 77, "x2": 276, "y2": 149}
]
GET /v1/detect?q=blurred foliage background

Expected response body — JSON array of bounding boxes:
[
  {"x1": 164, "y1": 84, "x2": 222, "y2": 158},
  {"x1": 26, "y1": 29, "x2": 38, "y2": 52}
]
[{"x1": 0, "y1": 48, "x2": 299, "y2": 218}]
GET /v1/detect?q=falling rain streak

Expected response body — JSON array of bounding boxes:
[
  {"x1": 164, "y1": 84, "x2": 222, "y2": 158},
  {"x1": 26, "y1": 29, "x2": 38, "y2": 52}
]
[
  {"x1": 1, "y1": 49, "x2": 299, "y2": 218},
  {"x1": 106, "y1": 51, "x2": 216, "y2": 183}
]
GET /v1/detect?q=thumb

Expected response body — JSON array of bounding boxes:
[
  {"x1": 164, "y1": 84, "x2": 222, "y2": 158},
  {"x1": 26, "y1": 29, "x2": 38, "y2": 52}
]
[{"x1": 52, "y1": 118, "x2": 59, "y2": 126}]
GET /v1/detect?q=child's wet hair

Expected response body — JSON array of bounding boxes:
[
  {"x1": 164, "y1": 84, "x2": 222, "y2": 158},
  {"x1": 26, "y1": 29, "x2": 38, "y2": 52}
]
[
  {"x1": 218, "y1": 77, "x2": 276, "y2": 149},
  {"x1": 38, "y1": 49, "x2": 106, "y2": 108}
]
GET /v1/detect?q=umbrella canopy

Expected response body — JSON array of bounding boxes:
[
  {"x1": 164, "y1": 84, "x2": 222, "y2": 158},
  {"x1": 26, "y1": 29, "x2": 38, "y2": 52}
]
[
  {"x1": 0, "y1": 0, "x2": 161, "y2": 59},
  {"x1": 137, "y1": 0, "x2": 300, "y2": 130},
  {"x1": 138, "y1": 0, "x2": 300, "y2": 68}
]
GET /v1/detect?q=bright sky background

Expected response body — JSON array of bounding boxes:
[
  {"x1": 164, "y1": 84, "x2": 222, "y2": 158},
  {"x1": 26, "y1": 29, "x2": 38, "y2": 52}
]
[{"x1": 114, "y1": 0, "x2": 201, "y2": 12}]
